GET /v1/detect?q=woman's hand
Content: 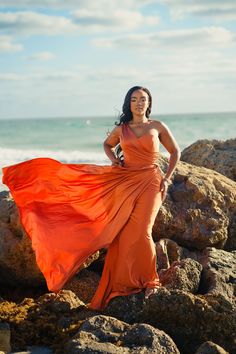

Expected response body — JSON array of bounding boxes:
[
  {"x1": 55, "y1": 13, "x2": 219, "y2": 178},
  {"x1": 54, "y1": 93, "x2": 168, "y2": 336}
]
[
  {"x1": 160, "y1": 179, "x2": 169, "y2": 202},
  {"x1": 111, "y1": 157, "x2": 124, "y2": 167}
]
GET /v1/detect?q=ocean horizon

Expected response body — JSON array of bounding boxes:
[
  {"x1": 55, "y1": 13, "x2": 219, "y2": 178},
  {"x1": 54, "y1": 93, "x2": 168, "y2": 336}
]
[{"x1": 1, "y1": 111, "x2": 235, "y2": 191}]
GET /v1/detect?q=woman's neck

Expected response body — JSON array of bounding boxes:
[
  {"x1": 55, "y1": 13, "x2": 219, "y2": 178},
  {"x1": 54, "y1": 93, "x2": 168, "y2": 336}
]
[{"x1": 131, "y1": 114, "x2": 148, "y2": 124}]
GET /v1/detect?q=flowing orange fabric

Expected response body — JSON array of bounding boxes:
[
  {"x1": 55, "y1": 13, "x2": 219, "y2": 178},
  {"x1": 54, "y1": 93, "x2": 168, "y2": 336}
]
[{"x1": 2, "y1": 123, "x2": 163, "y2": 310}]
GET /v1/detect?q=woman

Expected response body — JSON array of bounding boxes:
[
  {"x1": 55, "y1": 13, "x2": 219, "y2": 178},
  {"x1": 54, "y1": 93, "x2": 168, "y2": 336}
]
[{"x1": 2, "y1": 86, "x2": 180, "y2": 310}]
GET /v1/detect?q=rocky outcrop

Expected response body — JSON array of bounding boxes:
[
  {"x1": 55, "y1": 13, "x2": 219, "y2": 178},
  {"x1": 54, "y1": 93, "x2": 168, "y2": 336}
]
[
  {"x1": 0, "y1": 322, "x2": 11, "y2": 354},
  {"x1": 105, "y1": 288, "x2": 235, "y2": 354},
  {"x1": 64, "y1": 269, "x2": 100, "y2": 304},
  {"x1": 158, "y1": 258, "x2": 202, "y2": 294},
  {"x1": 195, "y1": 341, "x2": 229, "y2": 354},
  {"x1": 156, "y1": 240, "x2": 236, "y2": 309},
  {"x1": 37, "y1": 290, "x2": 85, "y2": 312},
  {"x1": 66, "y1": 315, "x2": 180, "y2": 354},
  {"x1": 194, "y1": 247, "x2": 236, "y2": 308},
  {"x1": 155, "y1": 156, "x2": 236, "y2": 251},
  {"x1": 180, "y1": 138, "x2": 236, "y2": 181}
]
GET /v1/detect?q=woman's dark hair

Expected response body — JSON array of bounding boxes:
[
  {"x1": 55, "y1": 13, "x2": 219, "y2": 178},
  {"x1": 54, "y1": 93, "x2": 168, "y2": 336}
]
[{"x1": 115, "y1": 86, "x2": 152, "y2": 126}]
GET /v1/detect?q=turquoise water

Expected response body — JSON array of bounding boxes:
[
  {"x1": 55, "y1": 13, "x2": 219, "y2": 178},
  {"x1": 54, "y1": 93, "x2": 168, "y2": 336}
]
[{"x1": 0, "y1": 112, "x2": 235, "y2": 190}]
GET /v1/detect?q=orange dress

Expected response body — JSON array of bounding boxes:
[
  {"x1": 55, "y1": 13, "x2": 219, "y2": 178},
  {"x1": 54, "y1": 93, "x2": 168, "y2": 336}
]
[{"x1": 2, "y1": 123, "x2": 163, "y2": 310}]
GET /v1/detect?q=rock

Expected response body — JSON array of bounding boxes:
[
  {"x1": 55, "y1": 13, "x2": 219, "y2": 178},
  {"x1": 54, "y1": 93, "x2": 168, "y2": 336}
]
[
  {"x1": 194, "y1": 247, "x2": 236, "y2": 309},
  {"x1": 0, "y1": 322, "x2": 11, "y2": 354},
  {"x1": 37, "y1": 290, "x2": 85, "y2": 313},
  {"x1": 64, "y1": 269, "x2": 100, "y2": 304},
  {"x1": 66, "y1": 315, "x2": 180, "y2": 353},
  {"x1": 0, "y1": 191, "x2": 100, "y2": 288},
  {"x1": 159, "y1": 258, "x2": 202, "y2": 294},
  {"x1": 0, "y1": 191, "x2": 44, "y2": 287},
  {"x1": 0, "y1": 191, "x2": 21, "y2": 234},
  {"x1": 156, "y1": 242, "x2": 236, "y2": 309},
  {"x1": 10, "y1": 347, "x2": 53, "y2": 354},
  {"x1": 195, "y1": 340, "x2": 229, "y2": 354},
  {"x1": 105, "y1": 288, "x2": 236, "y2": 354},
  {"x1": 180, "y1": 138, "x2": 236, "y2": 182},
  {"x1": 155, "y1": 156, "x2": 236, "y2": 251},
  {"x1": 156, "y1": 238, "x2": 193, "y2": 270},
  {"x1": 0, "y1": 227, "x2": 45, "y2": 287}
]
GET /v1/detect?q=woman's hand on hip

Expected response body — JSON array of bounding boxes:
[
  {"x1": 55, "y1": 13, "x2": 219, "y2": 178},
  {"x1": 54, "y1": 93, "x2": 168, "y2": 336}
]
[
  {"x1": 160, "y1": 179, "x2": 169, "y2": 201},
  {"x1": 111, "y1": 157, "x2": 124, "y2": 167}
]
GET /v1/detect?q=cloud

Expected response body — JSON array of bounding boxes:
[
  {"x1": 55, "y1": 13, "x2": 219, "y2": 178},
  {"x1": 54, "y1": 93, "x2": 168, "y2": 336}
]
[
  {"x1": 0, "y1": 0, "x2": 152, "y2": 10},
  {"x1": 0, "y1": 35, "x2": 22, "y2": 52},
  {"x1": 0, "y1": 73, "x2": 24, "y2": 80},
  {"x1": 0, "y1": 11, "x2": 78, "y2": 36},
  {"x1": 72, "y1": 9, "x2": 159, "y2": 32},
  {"x1": 161, "y1": 0, "x2": 236, "y2": 21},
  {"x1": 93, "y1": 27, "x2": 235, "y2": 49},
  {"x1": 0, "y1": 7, "x2": 159, "y2": 36},
  {"x1": 0, "y1": 71, "x2": 81, "y2": 82},
  {"x1": 26, "y1": 51, "x2": 55, "y2": 61}
]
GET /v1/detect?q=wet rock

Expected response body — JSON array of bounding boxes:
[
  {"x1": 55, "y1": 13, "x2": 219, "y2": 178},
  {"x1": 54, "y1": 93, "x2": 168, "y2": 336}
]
[
  {"x1": 0, "y1": 322, "x2": 11, "y2": 354},
  {"x1": 66, "y1": 315, "x2": 180, "y2": 353},
  {"x1": 180, "y1": 138, "x2": 236, "y2": 182},
  {"x1": 159, "y1": 258, "x2": 202, "y2": 293},
  {"x1": 195, "y1": 340, "x2": 229, "y2": 354},
  {"x1": 105, "y1": 288, "x2": 236, "y2": 354},
  {"x1": 155, "y1": 156, "x2": 236, "y2": 251}
]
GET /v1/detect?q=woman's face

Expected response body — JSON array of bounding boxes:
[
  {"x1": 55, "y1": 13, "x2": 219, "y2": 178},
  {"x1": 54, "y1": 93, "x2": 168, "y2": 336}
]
[{"x1": 130, "y1": 89, "x2": 150, "y2": 117}]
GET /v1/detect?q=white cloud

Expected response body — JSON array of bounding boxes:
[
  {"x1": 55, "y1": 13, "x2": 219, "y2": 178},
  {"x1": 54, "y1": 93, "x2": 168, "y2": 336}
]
[
  {"x1": 0, "y1": 11, "x2": 78, "y2": 36},
  {"x1": 0, "y1": 73, "x2": 24, "y2": 80},
  {"x1": 0, "y1": 35, "x2": 22, "y2": 52},
  {"x1": 26, "y1": 51, "x2": 55, "y2": 61},
  {"x1": 0, "y1": 7, "x2": 159, "y2": 36},
  {"x1": 0, "y1": 71, "x2": 81, "y2": 82},
  {"x1": 93, "y1": 27, "x2": 235, "y2": 49},
  {"x1": 0, "y1": 0, "x2": 152, "y2": 10},
  {"x1": 72, "y1": 9, "x2": 159, "y2": 32},
  {"x1": 161, "y1": 0, "x2": 236, "y2": 21}
]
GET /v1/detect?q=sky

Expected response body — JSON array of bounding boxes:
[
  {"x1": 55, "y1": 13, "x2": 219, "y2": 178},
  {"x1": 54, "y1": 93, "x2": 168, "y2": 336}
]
[{"x1": 0, "y1": 0, "x2": 236, "y2": 119}]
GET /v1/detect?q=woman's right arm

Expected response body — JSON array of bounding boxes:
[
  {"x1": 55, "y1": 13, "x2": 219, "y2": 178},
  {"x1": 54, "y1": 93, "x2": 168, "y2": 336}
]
[{"x1": 103, "y1": 126, "x2": 122, "y2": 166}]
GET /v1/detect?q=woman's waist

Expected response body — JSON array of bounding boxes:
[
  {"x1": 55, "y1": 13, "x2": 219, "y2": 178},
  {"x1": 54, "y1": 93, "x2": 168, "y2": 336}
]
[{"x1": 123, "y1": 162, "x2": 163, "y2": 173}]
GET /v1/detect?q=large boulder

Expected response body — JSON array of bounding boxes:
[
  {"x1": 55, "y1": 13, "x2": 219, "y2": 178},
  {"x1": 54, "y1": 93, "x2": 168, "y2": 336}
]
[
  {"x1": 37, "y1": 290, "x2": 85, "y2": 312},
  {"x1": 195, "y1": 341, "x2": 229, "y2": 354},
  {"x1": 0, "y1": 322, "x2": 11, "y2": 354},
  {"x1": 66, "y1": 315, "x2": 180, "y2": 354},
  {"x1": 105, "y1": 288, "x2": 235, "y2": 354},
  {"x1": 180, "y1": 138, "x2": 236, "y2": 181},
  {"x1": 194, "y1": 247, "x2": 236, "y2": 308},
  {"x1": 155, "y1": 156, "x2": 236, "y2": 251},
  {"x1": 156, "y1": 240, "x2": 236, "y2": 309},
  {"x1": 63, "y1": 269, "x2": 100, "y2": 304},
  {"x1": 158, "y1": 257, "x2": 202, "y2": 294}
]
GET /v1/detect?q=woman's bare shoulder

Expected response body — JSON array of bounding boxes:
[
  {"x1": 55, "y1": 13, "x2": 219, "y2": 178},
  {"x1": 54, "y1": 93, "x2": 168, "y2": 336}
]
[
  {"x1": 151, "y1": 119, "x2": 169, "y2": 132},
  {"x1": 111, "y1": 124, "x2": 122, "y2": 136},
  {"x1": 106, "y1": 124, "x2": 122, "y2": 140}
]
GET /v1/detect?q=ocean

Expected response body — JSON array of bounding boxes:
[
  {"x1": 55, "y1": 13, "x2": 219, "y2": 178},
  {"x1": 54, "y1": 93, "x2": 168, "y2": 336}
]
[{"x1": 0, "y1": 112, "x2": 235, "y2": 191}]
